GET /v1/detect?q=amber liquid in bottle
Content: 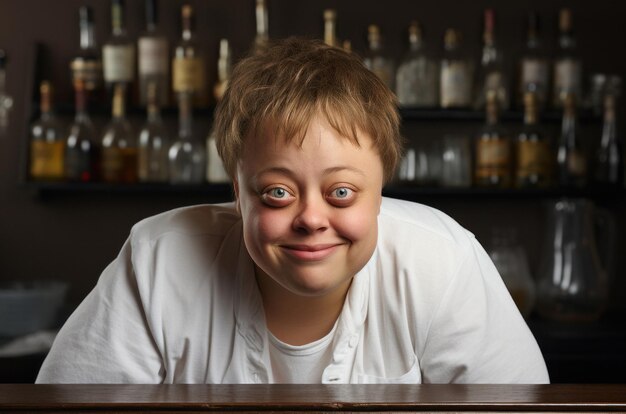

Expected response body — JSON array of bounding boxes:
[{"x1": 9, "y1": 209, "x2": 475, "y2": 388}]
[
  {"x1": 475, "y1": 91, "x2": 512, "y2": 187},
  {"x1": 30, "y1": 81, "x2": 64, "y2": 180},
  {"x1": 515, "y1": 91, "x2": 552, "y2": 187}
]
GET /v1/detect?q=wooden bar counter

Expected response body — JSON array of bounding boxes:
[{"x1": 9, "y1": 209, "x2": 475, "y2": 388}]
[{"x1": 1, "y1": 384, "x2": 626, "y2": 412}]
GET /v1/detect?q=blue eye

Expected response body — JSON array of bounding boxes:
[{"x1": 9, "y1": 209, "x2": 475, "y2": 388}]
[
  {"x1": 270, "y1": 187, "x2": 287, "y2": 198},
  {"x1": 333, "y1": 187, "x2": 352, "y2": 198}
]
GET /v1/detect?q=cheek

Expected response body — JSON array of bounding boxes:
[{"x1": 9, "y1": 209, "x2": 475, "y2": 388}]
[
  {"x1": 249, "y1": 208, "x2": 292, "y2": 243},
  {"x1": 333, "y1": 205, "x2": 379, "y2": 243}
]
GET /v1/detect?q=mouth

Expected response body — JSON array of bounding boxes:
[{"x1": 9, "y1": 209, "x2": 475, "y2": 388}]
[{"x1": 280, "y1": 243, "x2": 343, "y2": 261}]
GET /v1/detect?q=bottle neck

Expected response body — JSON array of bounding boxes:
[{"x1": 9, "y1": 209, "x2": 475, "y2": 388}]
[
  {"x1": 324, "y1": 20, "x2": 336, "y2": 47},
  {"x1": 256, "y1": 2, "x2": 268, "y2": 39},
  {"x1": 524, "y1": 107, "x2": 538, "y2": 125},
  {"x1": 80, "y1": 21, "x2": 97, "y2": 50},
  {"x1": 601, "y1": 97, "x2": 617, "y2": 147},
  {"x1": 561, "y1": 108, "x2": 577, "y2": 144},
  {"x1": 112, "y1": 88, "x2": 126, "y2": 119},
  {"x1": 145, "y1": 0, "x2": 157, "y2": 32},
  {"x1": 111, "y1": 3, "x2": 125, "y2": 37},
  {"x1": 178, "y1": 95, "x2": 193, "y2": 138},
  {"x1": 559, "y1": 30, "x2": 576, "y2": 51},
  {"x1": 182, "y1": 13, "x2": 193, "y2": 41},
  {"x1": 75, "y1": 87, "x2": 88, "y2": 118}
]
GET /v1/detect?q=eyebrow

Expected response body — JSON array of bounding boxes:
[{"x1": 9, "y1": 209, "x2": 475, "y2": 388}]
[{"x1": 255, "y1": 166, "x2": 367, "y2": 179}]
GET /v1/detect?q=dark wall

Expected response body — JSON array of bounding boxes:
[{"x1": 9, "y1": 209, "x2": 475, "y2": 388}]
[{"x1": 1, "y1": 0, "x2": 625, "y2": 311}]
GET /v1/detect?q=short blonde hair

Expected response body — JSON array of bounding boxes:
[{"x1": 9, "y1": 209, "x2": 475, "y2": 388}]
[{"x1": 213, "y1": 37, "x2": 402, "y2": 184}]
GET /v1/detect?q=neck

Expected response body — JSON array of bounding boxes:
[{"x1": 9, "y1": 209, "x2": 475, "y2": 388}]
[{"x1": 255, "y1": 265, "x2": 351, "y2": 346}]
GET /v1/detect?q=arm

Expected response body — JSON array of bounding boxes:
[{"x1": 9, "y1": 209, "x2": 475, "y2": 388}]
[
  {"x1": 36, "y1": 236, "x2": 164, "y2": 383},
  {"x1": 420, "y1": 234, "x2": 549, "y2": 384}
]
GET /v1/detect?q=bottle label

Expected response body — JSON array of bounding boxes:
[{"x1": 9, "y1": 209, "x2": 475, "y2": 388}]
[
  {"x1": 30, "y1": 141, "x2": 65, "y2": 179},
  {"x1": 139, "y1": 37, "x2": 169, "y2": 75},
  {"x1": 103, "y1": 44, "x2": 136, "y2": 82},
  {"x1": 71, "y1": 58, "x2": 103, "y2": 91},
  {"x1": 173, "y1": 57, "x2": 206, "y2": 92},
  {"x1": 475, "y1": 138, "x2": 511, "y2": 178},
  {"x1": 441, "y1": 62, "x2": 472, "y2": 107},
  {"x1": 521, "y1": 59, "x2": 548, "y2": 89},
  {"x1": 554, "y1": 59, "x2": 582, "y2": 101},
  {"x1": 516, "y1": 139, "x2": 551, "y2": 178}
]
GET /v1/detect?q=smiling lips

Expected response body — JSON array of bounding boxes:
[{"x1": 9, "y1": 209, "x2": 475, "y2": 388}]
[{"x1": 281, "y1": 243, "x2": 343, "y2": 261}]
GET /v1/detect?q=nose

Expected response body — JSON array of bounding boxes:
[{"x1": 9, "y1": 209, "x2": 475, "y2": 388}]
[{"x1": 292, "y1": 198, "x2": 330, "y2": 234}]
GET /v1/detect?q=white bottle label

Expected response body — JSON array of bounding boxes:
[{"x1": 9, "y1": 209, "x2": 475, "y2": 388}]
[
  {"x1": 138, "y1": 37, "x2": 169, "y2": 76},
  {"x1": 103, "y1": 44, "x2": 135, "y2": 82},
  {"x1": 441, "y1": 62, "x2": 471, "y2": 107},
  {"x1": 521, "y1": 59, "x2": 548, "y2": 88},
  {"x1": 554, "y1": 59, "x2": 582, "y2": 97}
]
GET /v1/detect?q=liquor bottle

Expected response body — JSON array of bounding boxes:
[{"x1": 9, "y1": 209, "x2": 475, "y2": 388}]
[
  {"x1": 172, "y1": 4, "x2": 208, "y2": 107},
  {"x1": 29, "y1": 81, "x2": 64, "y2": 180},
  {"x1": 475, "y1": 8, "x2": 509, "y2": 110},
  {"x1": 138, "y1": 0, "x2": 169, "y2": 106},
  {"x1": 556, "y1": 92, "x2": 587, "y2": 187},
  {"x1": 552, "y1": 8, "x2": 582, "y2": 108},
  {"x1": 440, "y1": 28, "x2": 473, "y2": 108},
  {"x1": 213, "y1": 39, "x2": 232, "y2": 102},
  {"x1": 395, "y1": 21, "x2": 439, "y2": 107},
  {"x1": 323, "y1": 9, "x2": 338, "y2": 48},
  {"x1": 515, "y1": 91, "x2": 552, "y2": 188},
  {"x1": 475, "y1": 90, "x2": 512, "y2": 187},
  {"x1": 138, "y1": 82, "x2": 169, "y2": 182},
  {"x1": 169, "y1": 92, "x2": 206, "y2": 184},
  {"x1": 101, "y1": 83, "x2": 138, "y2": 183},
  {"x1": 102, "y1": 0, "x2": 135, "y2": 90},
  {"x1": 518, "y1": 12, "x2": 549, "y2": 109},
  {"x1": 0, "y1": 49, "x2": 13, "y2": 133},
  {"x1": 593, "y1": 93, "x2": 623, "y2": 188},
  {"x1": 363, "y1": 24, "x2": 395, "y2": 90},
  {"x1": 65, "y1": 79, "x2": 99, "y2": 182},
  {"x1": 206, "y1": 132, "x2": 230, "y2": 184},
  {"x1": 70, "y1": 6, "x2": 103, "y2": 104},
  {"x1": 254, "y1": 0, "x2": 269, "y2": 53}
]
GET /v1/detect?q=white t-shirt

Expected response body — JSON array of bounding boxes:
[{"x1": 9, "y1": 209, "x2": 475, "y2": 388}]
[{"x1": 36, "y1": 197, "x2": 550, "y2": 384}]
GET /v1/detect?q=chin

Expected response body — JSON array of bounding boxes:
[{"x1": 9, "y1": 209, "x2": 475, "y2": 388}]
[{"x1": 283, "y1": 268, "x2": 352, "y2": 297}]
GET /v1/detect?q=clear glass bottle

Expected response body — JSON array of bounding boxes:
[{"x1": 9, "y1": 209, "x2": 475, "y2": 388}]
[
  {"x1": 206, "y1": 131, "x2": 230, "y2": 184},
  {"x1": 102, "y1": 0, "x2": 135, "y2": 89},
  {"x1": 475, "y1": 90, "x2": 511, "y2": 187},
  {"x1": 518, "y1": 12, "x2": 549, "y2": 109},
  {"x1": 552, "y1": 8, "x2": 582, "y2": 108},
  {"x1": 488, "y1": 227, "x2": 536, "y2": 319},
  {"x1": 254, "y1": 0, "x2": 269, "y2": 54},
  {"x1": 515, "y1": 91, "x2": 552, "y2": 188},
  {"x1": 65, "y1": 79, "x2": 99, "y2": 182},
  {"x1": 395, "y1": 21, "x2": 439, "y2": 107},
  {"x1": 101, "y1": 83, "x2": 138, "y2": 183},
  {"x1": 169, "y1": 92, "x2": 206, "y2": 184},
  {"x1": 0, "y1": 50, "x2": 12, "y2": 134},
  {"x1": 213, "y1": 39, "x2": 232, "y2": 102},
  {"x1": 556, "y1": 92, "x2": 587, "y2": 188},
  {"x1": 323, "y1": 9, "x2": 338, "y2": 48},
  {"x1": 29, "y1": 81, "x2": 64, "y2": 181},
  {"x1": 138, "y1": 82, "x2": 169, "y2": 183},
  {"x1": 440, "y1": 28, "x2": 473, "y2": 108},
  {"x1": 172, "y1": 4, "x2": 208, "y2": 107},
  {"x1": 475, "y1": 8, "x2": 509, "y2": 110},
  {"x1": 138, "y1": 0, "x2": 169, "y2": 106},
  {"x1": 363, "y1": 24, "x2": 395, "y2": 91},
  {"x1": 70, "y1": 6, "x2": 103, "y2": 104},
  {"x1": 593, "y1": 92, "x2": 623, "y2": 188}
]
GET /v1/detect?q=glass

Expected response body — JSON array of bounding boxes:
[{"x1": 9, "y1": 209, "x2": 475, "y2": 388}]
[
  {"x1": 29, "y1": 81, "x2": 64, "y2": 181},
  {"x1": 102, "y1": 0, "x2": 135, "y2": 88},
  {"x1": 488, "y1": 227, "x2": 536, "y2": 319},
  {"x1": 138, "y1": 82, "x2": 169, "y2": 182},
  {"x1": 65, "y1": 80, "x2": 99, "y2": 182},
  {"x1": 138, "y1": 0, "x2": 170, "y2": 106},
  {"x1": 441, "y1": 134, "x2": 471, "y2": 187},
  {"x1": 172, "y1": 4, "x2": 207, "y2": 107},
  {"x1": 475, "y1": 8, "x2": 509, "y2": 110},
  {"x1": 169, "y1": 92, "x2": 206, "y2": 184},
  {"x1": 395, "y1": 21, "x2": 439, "y2": 107},
  {"x1": 206, "y1": 132, "x2": 230, "y2": 183},
  {"x1": 213, "y1": 39, "x2": 231, "y2": 102},
  {"x1": 556, "y1": 92, "x2": 587, "y2": 188},
  {"x1": 536, "y1": 199, "x2": 614, "y2": 322},
  {"x1": 101, "y1": 83, "x2": 138, "y2": 183},
  {"x1": 515, "y1": 91, "x2": 552, "y2": 188},
  {"x1": 552, "y1": 8, "x2": 582, "y2": 108},
  {"x1": 440, "y1": 28, "x2": 473, "y2": 108},
  {"x1": 593, "y1": 92, "x2": 623, "y2": 188},
  {"x1": 474, "y1": 90, "x2": 512, "y2": 187},
  {"x1": 70, "y1": 6, "x2": 103, "y2": 104},
  {"x1": 0, "y1": 50, "x2": 12, "y2": 134},
  {"x1": 518, "y1": 12, "x2": 549, "y2": 109},
  {"x1": 363, "y1": 24, "x2": 395, "y2": 91}
]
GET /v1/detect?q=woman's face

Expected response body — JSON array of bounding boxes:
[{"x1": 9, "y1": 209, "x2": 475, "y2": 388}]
[{"x1": 234, "y1": 115, "x2": 384, "y2": 298}]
